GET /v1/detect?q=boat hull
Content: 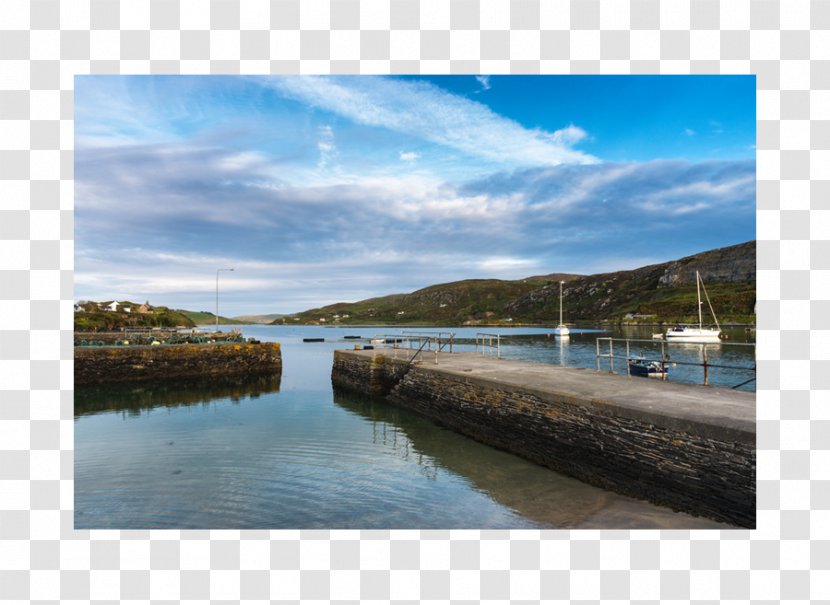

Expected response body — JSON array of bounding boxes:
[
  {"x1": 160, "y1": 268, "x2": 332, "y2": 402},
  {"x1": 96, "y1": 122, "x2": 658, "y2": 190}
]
[
  {"x1": 628, "y1": 360, "x2": 668, "y2": 378},
  {"x1": 665, "y1": 331, "x2": 721, "y2": 343}
]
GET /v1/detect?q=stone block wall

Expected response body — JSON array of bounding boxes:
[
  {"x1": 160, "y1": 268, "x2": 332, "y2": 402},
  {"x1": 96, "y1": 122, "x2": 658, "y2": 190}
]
[
  {"x1": 75, "y1": 342, "x2": 282, "y2": 385},
  {"x1": 332, "y1": 351, "x2": 755, "y2": 527}
]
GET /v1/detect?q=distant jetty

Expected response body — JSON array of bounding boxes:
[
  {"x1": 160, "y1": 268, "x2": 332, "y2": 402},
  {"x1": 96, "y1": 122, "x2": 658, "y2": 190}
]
[{"x1": 74, "y1": 331, "x2": 281, "y2": 385}]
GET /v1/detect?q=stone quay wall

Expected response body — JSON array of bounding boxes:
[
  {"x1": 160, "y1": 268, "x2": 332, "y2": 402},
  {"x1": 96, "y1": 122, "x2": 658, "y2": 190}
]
[
  {"x1": 332, "y1": 350, "x2": 755, "y2": 527},
  {"x1": 75, "y1": 342, "x2": 282, "y2": 386}
]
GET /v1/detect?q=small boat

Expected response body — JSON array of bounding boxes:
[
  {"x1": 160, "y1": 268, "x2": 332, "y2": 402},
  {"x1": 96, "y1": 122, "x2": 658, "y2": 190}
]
[
  {"x1": 343, "y1": 335, "x2": 362, "y2": 339},
  {"x1": 303, "y1": 338, "x2": 324, "y2": 342},
  {"x1": 665, "y1": 271, "x2": 721, "y2": 342},
  {"x1": 628, "y1": 358, "x2": 669, "y2": 378}
]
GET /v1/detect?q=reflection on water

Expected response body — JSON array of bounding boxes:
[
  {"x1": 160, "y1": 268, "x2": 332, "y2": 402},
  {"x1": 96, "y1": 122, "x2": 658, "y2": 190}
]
[
  {"x1": 75, "y1": 374, "x2": 281, "y2": 417},
  {"x1": 75, "y1": 324, "x2": 746, "y2": 529},
  {"x1": 332, "y1": 388, "x2": 730, "y2": 530}
]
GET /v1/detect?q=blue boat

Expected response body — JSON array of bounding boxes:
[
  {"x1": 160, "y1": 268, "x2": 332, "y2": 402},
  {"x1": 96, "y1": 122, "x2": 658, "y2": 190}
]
[{"x1": 628, "y1": 358, "x2": 669, "y2": 379}]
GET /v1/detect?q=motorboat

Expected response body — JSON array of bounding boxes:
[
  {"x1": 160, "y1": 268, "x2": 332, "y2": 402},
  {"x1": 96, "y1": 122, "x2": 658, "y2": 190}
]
[{"x1": 628, "y1": 358, "x2": 669, "y2": 378}]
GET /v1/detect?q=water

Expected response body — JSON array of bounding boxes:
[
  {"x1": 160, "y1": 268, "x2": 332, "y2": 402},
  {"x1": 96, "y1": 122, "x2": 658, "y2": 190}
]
[{"x1": 75, "y1": 324, "x2": 752, "y2": 529}]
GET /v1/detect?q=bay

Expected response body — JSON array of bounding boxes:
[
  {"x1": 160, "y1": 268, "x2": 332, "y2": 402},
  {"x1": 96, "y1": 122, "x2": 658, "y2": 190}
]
[{"x1": 74, "y1": 324, "x2": 752, "y2": 529}]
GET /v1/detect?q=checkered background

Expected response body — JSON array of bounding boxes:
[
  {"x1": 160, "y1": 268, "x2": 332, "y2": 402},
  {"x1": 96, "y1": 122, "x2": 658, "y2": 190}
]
[{"x1": 0, "y1": 0, "x2": 826, "y2": 601}]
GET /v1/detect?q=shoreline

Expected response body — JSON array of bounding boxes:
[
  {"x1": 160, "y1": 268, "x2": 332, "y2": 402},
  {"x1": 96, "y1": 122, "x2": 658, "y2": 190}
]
[{"x1": 210, "y1": 321, "x2": 757, "y2": 329}]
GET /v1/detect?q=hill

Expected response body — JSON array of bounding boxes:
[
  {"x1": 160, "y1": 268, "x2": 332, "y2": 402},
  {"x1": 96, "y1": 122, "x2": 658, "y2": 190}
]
[
  {"x1": 176, "y1": 310, "x2": 249, "y2": 325},
  {"x1": 505, "y1": 241, "x2": 756, "y2": 324},
  {"x1": 274, "y1": 241, "x2": 756, "y2": 326},
  {"x1": 232, "y1": 314, "x2": 285, "y2": 324}
]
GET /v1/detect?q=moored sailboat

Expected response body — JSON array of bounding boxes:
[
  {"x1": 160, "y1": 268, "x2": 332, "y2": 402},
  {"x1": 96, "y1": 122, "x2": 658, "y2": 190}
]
[
  {"x1": 665, "y1": 271, "x2": 721, "y2": 342},
  {"x1": 555, "y1": 280, "x2": 569, "y2": 337}
]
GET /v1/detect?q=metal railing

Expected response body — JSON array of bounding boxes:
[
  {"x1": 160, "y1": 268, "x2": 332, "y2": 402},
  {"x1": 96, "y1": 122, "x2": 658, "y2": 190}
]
[
  {"x1": 367, "y1": 332, "x2": 456, "y2": 365},
  {"x1": 401, "y1": 331, "x2": 455, "y2": 353},
  {"x1": 475, "y1": 333, "x2": 501, "y2": 358},
  {"x1": 595, "y1": 337, "x2": 756, "y2": 388}
]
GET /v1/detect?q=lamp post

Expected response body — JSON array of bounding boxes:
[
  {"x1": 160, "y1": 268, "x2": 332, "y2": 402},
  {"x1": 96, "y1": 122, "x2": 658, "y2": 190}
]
[{"x1": 215, "y1": 268, "x2": 234, "y2": 330}]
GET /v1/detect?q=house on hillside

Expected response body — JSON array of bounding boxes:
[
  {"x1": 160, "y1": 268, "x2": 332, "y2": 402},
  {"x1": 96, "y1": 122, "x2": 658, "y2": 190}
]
[
  {"x1": 77, "y1": 301, "x2": 99, "y2": 312},
  {"x1": 99, "y1": 301, "x2": 120, "y2": 312},
  {"x1": 624, "y1": 313, "x2": 656, "y2": 320},
  {"x1": 137, "y1": 301, "x2": 154, "y2": 314}
]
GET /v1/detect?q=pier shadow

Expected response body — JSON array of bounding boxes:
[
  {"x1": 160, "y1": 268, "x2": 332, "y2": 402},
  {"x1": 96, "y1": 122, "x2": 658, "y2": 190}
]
[
  {"x1": 75, "y1": 374, "x2": 281, "y2": 417},
  {"x1": 332, "y1": 387, "x2": 615, "y2": 528},
  {"x1": 332, "y1": 388, "x2": 733, "y2": 529}
]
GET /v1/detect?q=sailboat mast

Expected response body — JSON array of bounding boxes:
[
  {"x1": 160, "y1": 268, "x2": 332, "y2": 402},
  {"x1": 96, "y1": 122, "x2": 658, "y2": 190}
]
[
  {"x1": 696, "y1": 271, "x2": 703, "y2": 328},
  {"x1": 559, "y1": 281, "x2": 564, "y2": 325}
]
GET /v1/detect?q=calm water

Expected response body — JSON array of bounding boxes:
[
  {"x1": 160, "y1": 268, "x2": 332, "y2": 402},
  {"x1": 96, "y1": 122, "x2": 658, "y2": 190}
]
[{"x1": 75, "y1": 324, "x2": 752, "y2": 529}]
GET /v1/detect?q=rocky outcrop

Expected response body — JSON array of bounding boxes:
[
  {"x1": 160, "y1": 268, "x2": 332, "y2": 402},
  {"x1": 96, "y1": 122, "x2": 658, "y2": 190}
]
[
  {"x1": 506, "y1": 240, "x2": 756, "y2": 321},
  {"x1": 655, "y1": 241, "x2": 756, "y2": 287}
]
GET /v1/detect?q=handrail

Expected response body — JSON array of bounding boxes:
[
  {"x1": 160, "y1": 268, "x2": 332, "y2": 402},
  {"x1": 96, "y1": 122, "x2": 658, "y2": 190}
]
[
  {"x1": 368, "y1": 331, "x2": 456, "y2": 365},
  {"x1": 475, "y1": 333, "x2": 500, "y2": 358},
  {"x1": 405, "y1": 337, "x2": 434, "y2": 366},
  {"x1": 401, "y1": 330, "x2": 455, "y2": 352},
  {"x1": 595, "y1": 336, "x2": 756, "y2": 387}
]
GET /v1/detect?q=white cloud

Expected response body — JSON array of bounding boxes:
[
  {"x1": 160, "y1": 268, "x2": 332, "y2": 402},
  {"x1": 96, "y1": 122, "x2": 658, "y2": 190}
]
[
  {"x1": 317, "y1": 125, "x2": 336, "y2": 170},
  {"x1": 260, "y1": 76, "x2": 597, "y2": 167},
  {"x1": 477, "y1": 256, "x2": 539, "y2": 273},
  {"x1": 684, "y1": 128, "x2": 696, "y2": 136},
  {"x1": 548, "y1": 125, "x2": 588, "y2": 147},
  {"x1": 219, "y1": 151, "x2": 268, "y2": 172},
  {"x1": 399, "y1": 151, "x2": 419, "y2": 162},
  {"x1": 475, "y1": 75, "x2": 491, "y2": 91}
]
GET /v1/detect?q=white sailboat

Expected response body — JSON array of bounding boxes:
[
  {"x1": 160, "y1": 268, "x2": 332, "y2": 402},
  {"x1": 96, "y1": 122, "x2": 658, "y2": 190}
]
[
  {"x1": 556, "y1": 280, "x2": 570, "y2": 338},
  {"x1": 665, "y1": 271, "x2": 721, "y2": 342}
]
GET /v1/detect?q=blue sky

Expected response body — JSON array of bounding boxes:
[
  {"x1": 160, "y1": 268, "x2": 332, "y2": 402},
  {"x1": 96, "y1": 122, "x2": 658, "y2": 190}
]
[{"x1": 75, "y1": 75, "x2": 755, "y2": 315}]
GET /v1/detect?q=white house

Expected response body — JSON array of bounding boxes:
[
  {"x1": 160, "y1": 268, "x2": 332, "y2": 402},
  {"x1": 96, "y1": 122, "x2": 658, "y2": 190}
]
[{"x1": 105, "y1": 301, "x2": 119, "y2": 312}]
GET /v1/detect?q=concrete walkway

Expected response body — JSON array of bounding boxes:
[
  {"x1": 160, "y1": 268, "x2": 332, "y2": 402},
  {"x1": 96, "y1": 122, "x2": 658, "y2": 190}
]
[{"x1": 348, "y1": 348, "x2": 755, "y2": 442}]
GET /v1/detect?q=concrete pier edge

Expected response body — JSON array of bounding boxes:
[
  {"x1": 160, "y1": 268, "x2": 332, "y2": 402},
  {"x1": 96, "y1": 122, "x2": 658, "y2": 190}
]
[{"x1": 331, "y1": 348, "x2": 756, "y2": 527}]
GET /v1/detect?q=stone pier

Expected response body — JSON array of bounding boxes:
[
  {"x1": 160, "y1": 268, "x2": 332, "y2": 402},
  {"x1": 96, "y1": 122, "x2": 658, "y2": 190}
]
[
  {"x1": 332, "y1": 348, "x2": 755, "y2": 527},
  {"x1": 75, "y1": 342, "x2": 282, "y2": 385}
]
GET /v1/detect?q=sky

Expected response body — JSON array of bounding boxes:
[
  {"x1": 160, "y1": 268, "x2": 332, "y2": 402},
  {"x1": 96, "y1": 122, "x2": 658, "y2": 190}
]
[{"x1": 74, "y1": 75, "x2": 756, "y2": 316}]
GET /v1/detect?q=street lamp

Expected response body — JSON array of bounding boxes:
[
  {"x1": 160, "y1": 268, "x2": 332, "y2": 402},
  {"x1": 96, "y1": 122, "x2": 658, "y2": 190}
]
[{"x1": 215, "y1": 268, "x2": 234, "y2": 330}]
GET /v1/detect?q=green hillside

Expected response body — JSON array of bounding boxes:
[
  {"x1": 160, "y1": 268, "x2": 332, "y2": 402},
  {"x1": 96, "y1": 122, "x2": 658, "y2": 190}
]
[
  {"x1": 74, "y1": 305, "x2": 196, "y2": 332},
  {"x1": 177, "y1": 310, "x2": 249, "y2": 325},
  {"x1": 275, "y1": 278, "x2": 561, "y2": 326},
  {"x1": 232, "y1": 314, "x2": 285, "y2": 324},
  {"x1": 274, "y1": 241, "x2": 756, "y2": 326}
]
